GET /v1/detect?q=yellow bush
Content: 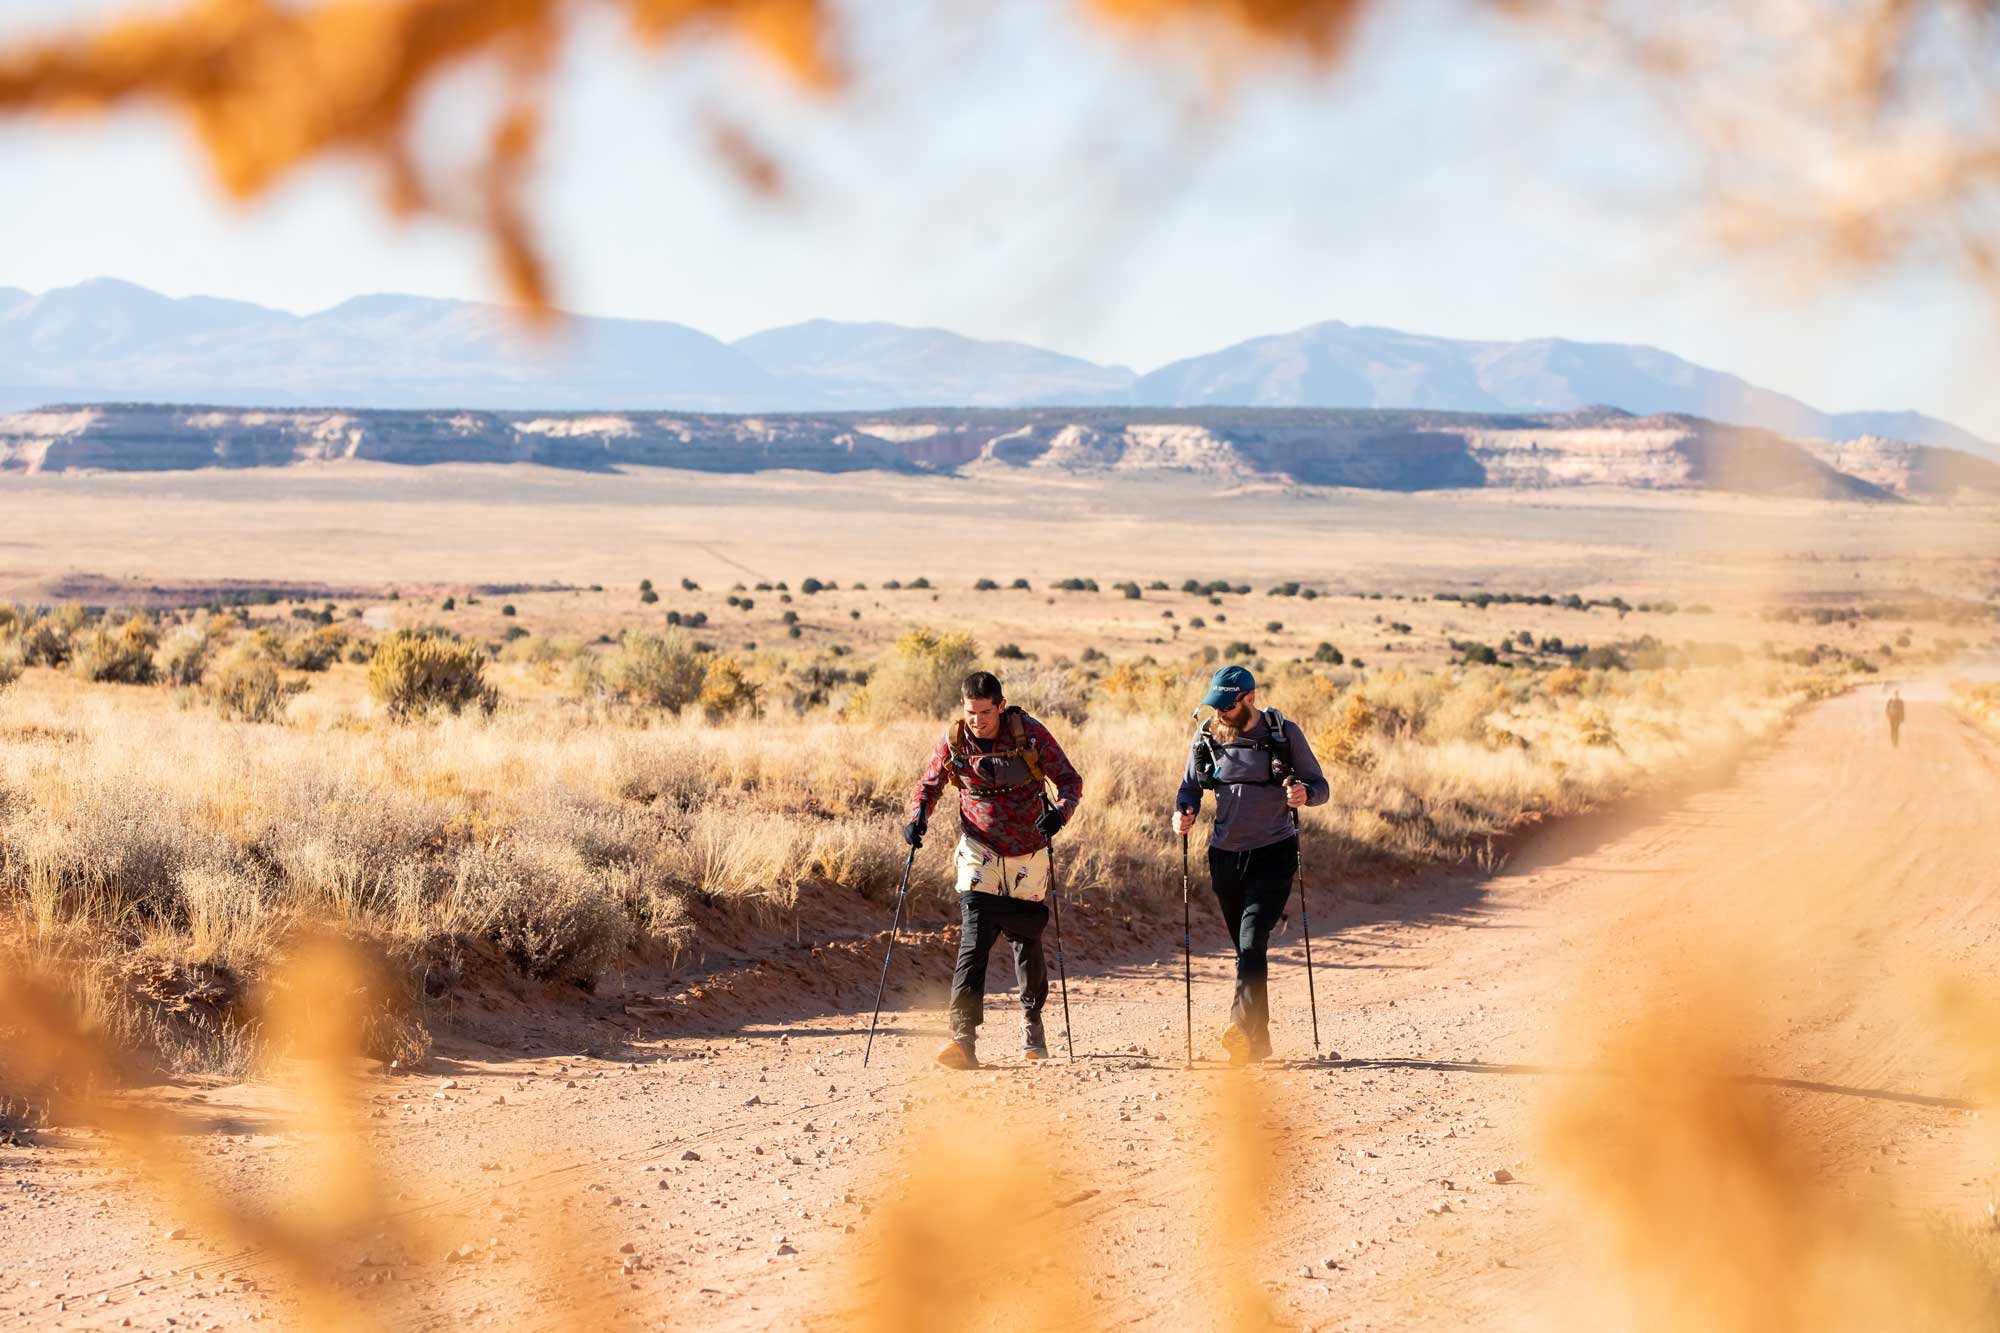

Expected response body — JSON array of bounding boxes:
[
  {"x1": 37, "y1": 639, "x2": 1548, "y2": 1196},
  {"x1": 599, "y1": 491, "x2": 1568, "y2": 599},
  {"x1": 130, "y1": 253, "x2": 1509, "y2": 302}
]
[
  {"x1": 1544, "y1": 666, "x2": 1585, "y2": 696},
  {"x1": 367, "y1": 630, "x2": 497, "y2": 721},
  {"x1": 853, "y1": 627, "x2": 979, "y2": 718},
  {"x1": 699, "y1": 655, "x2": 760, "y2": 721}
]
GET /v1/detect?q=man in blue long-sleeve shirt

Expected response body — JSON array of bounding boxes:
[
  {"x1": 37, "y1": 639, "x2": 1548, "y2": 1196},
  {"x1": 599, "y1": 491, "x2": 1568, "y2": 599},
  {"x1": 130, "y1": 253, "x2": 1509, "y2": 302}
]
[{"x1": 1172, "y1": 664, "x2": 1330, "y2": 1065}]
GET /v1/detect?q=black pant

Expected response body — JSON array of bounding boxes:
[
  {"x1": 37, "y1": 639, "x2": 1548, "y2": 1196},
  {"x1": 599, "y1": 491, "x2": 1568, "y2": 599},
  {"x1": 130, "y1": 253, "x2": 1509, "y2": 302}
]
[
  {"x1": 1209, "y1": 836, "x2": 1299, "y2": 1053},
  {"x1": 948, "y1": 891, "x2": 1050, "y2": 1039}
]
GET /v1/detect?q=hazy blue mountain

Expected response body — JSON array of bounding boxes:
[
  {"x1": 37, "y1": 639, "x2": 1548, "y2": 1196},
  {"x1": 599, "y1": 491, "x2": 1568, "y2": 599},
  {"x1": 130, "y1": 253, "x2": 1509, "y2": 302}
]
[
  {"x1": 734, "y1": 319, "x2": 1135, "y2": 407},
  {"x1": 1129, "y1": 321, "x2": 1995, "y2": 460},
  {"x1": 0, "y1": 281, "x2": 794, "y2": 411}
]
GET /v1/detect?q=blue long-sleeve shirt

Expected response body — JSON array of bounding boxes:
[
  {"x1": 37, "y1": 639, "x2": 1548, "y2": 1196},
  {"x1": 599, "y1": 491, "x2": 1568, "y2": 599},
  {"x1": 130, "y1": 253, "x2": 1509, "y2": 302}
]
[{"x1": 1175, "y1": 711, "x2": 1330, "y2": 852}]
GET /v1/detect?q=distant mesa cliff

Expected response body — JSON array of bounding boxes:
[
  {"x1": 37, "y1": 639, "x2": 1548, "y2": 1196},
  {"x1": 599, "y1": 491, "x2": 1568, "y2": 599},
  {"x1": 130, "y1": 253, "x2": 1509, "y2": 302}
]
[{"x1": 7, "y1": 403, "x2": 1996, "y2": 501}]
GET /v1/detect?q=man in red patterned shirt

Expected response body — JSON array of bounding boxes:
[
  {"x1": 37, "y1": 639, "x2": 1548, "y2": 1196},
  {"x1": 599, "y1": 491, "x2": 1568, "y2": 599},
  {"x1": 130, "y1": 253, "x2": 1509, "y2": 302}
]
[{"x1": 905, "y1": 670, "x2": 1084, "y2": 1069}]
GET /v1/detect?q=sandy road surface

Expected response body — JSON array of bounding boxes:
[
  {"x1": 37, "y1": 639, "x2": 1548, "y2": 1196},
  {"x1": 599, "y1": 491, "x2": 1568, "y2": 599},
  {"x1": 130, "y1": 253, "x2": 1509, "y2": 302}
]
[{"x1": 5, "y1": 683, "x2": 2000, "y2": 1330}]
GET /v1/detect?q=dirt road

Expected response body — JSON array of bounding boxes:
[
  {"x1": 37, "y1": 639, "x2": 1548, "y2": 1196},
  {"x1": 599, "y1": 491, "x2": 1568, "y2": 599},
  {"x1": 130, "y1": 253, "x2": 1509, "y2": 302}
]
[{"x1": 6, "y1": 682, "x2": 2000, "y2": 1330}]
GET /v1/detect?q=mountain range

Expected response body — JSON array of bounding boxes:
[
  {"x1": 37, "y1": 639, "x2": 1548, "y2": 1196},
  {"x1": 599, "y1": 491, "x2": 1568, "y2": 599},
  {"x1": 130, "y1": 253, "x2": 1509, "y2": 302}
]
[{"x1": 0, "y1": 277, "x2": 1991, "y2": 461}]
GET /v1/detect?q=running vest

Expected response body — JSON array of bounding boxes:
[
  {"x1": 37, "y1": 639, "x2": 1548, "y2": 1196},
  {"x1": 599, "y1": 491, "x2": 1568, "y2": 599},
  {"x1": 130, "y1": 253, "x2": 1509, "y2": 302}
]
[
  {"x1": 940, "y1": 706, "x2": 1048, "y2": 792},
  {"x1": 1193, "y1": 708, "x2": 1295, "y2": 790}
]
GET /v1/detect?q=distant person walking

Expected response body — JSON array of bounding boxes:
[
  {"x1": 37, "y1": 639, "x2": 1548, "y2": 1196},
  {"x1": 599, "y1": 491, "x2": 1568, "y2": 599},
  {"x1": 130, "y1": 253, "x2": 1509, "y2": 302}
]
[
  {"x1": 1172, "y1": 665, "x2": 1330, "y2": 1066},
  {"x1": 906, "y1": 671, "x2": 1083, "y2": 1070},
  {"x1": 1886, "y1": 688, "x2": 1906, "y2": 749}
]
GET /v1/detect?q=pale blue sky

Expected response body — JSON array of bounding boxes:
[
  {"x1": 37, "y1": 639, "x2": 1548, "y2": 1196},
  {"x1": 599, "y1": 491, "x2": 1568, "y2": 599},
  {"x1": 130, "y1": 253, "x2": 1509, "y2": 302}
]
[{"x1": 3, "y1": 0, "x2": 1996, "y2": 435}]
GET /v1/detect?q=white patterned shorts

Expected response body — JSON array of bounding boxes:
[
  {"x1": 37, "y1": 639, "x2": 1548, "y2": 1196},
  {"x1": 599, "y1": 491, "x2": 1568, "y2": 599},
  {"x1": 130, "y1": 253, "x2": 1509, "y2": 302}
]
[{"x1": 954, "y1": 833, "x2": 1052, "y2": 902}]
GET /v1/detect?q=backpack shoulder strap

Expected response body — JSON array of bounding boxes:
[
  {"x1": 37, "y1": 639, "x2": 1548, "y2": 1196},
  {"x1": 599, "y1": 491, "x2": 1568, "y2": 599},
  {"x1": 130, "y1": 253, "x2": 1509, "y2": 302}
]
[
  {"x1": 1008, "y1": 707, "x2": 1047, "y2": 784},
  {"x1": 1264, "y1": 708, "x2": 1294, "y2": 775},
  {"x1": 941, "y1": 719, "x2": 966, "y2": 789}
]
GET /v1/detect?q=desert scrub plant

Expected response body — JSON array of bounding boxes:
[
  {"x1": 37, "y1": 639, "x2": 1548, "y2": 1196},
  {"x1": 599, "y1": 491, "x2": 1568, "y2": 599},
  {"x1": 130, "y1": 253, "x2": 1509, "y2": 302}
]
[
  {"x1": 851, "y1": 627, "x2": 979, "y2": 719},
  {"x1": 71, "y1": 614, "x2": 161, "y2": 685},
  {"x1": 0, "y1": 642, "x2": 21, "y2": 693},
  {"x1": 203, "y1": 645, "x2": 308, "y2": 722},
  {"x1": 699, "y1": 655, "x2": 760, "y2": 720},
  {"x1": 157, "y1": 623, "x2": 212, "y2": 687},
  {"x1": 368, "y1": 629, "x2": 498, "y2": 721},
  {"x1": 608, "y1": 629, "x2": 705, "y2": 713},
  {"x1": 257, "y1": 624, "x2": 344, "y2": 672}
]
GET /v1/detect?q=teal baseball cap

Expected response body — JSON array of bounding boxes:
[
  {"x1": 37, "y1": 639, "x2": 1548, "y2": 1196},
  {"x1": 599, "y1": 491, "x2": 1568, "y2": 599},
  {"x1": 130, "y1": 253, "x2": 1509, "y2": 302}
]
[{"x1": 1201, "y1": 664, "x2": 1256, "y2": 709}]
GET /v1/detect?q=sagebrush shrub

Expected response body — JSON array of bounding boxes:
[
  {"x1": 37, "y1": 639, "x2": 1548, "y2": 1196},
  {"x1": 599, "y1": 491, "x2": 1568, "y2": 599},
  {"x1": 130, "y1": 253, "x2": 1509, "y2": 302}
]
[
  {"x1": 699, "y1": 655, "x2": 760, "y2": 720},
  {"x1": 205, "y1": 647, "x2": 307, "y2": 722},
  {"x1": 0, "y1": 643, "x2": 21, "y2": 693},
  {"x1": 259, "y1": 625, "x2": 344, "y2": 672},
  {"x1": 17, "y1": 616, "x2": 70, "y2": 667},
  {"x1": 608, "y1": 629, "x2": 705, "y2": 712},
  {"x1": 158, "y1": 624, "x2": 212, "y2": 687},
  {"x1": 852, "y1": 627, "x2": 978, "y2": 718},
  {"x1": 72, "y1": 615, "x2": 161, "y2": 685},
  {"x1": 458, "y1": 841, "x2": 630, "y2": 985},
  {"x1": 367, "y1": 630, "x2": 497, "y2": 720}
]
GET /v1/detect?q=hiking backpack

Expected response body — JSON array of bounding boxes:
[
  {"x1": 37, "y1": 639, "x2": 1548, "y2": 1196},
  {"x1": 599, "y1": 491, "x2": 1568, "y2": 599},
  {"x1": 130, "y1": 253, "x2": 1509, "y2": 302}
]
[
  {"x1": 940, "y1": 706, "x2": 1049, "y2": 792},
  {"x1": 1193, "y1": 707, "x2": 1295, "y2": 791}
]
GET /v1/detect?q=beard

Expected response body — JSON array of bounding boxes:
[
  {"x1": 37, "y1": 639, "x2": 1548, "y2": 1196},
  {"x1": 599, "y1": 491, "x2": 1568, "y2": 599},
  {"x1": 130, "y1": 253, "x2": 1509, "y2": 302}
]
[{"x1": 1209, "y1": 715, "x2": 1246, "y2": 744}]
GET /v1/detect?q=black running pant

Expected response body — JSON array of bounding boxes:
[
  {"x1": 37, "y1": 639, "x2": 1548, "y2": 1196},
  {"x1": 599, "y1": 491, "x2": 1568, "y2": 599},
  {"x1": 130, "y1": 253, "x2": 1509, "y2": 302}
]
[
  {"x1": 1208, "y1": 835, "x2": 1300, "y2": 1052},
  {"x1": 948, "y1": 891, "x2": 1050, "y2": 1039}
]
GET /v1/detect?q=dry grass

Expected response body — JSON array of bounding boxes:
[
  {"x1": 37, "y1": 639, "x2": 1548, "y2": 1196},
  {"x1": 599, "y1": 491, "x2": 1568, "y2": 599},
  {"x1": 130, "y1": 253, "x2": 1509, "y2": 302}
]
[
  {"x1": 0, "y1": 593, "x2": 1850, "y2": 1076},
  {"x1": 1952, "y1": 681, "x2": 2000, "y2": 739}
]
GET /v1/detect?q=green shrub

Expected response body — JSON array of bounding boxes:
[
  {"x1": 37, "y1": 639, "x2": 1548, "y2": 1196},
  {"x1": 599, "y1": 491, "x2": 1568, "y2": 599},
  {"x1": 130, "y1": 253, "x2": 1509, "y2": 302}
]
[
  {"x1": 0, "y1": 643, "x2": 21, "y2": 693},
  {"x1": 1312, "y1": 642, "x2": 1345, "y2": 665},
  {"x1": 907, "y1": 577, "x2": 931, "y2": 590},
  {"x1": 974, "y1": 578, "x2": 999, "y2": 592},
  {"x1": 1223, "y1": 641, "x2": 1256, "y2": 658},
  {"x1": 72, "y1": 615, "x2": 160, "y2": 685},
  {"x1": 502, "y1": 604, "x2": 517, "y2": 617},
  {"x1": 1265, "y1": 621, "x2": 1284, "y2": 633},
  {"x1": 639, "y1": 588, "x2": 660, "y2": 605},
  {"x1": 994, "y1": 643, "x2": 1028, "y2": 660},
  {"x1": 441, "y1": 596, "x2": 456, "y2": 611},
  {"x1": 1010, "y1": 578, "x2": 1031, "y2": 590},
  {"x1": 367, "y1": 630, "x2": 498, "y2": 720},
  {"x1": 608, "y1": 629, "x2": 705, "y2": 712},
  {"x1": 801, "y1": 577, "x2": 825, "y2": 595}
]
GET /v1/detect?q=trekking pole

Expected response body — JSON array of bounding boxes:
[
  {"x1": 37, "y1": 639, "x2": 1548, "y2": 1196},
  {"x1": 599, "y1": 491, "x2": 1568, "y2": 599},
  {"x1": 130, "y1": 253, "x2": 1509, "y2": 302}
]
[
  {"x1": 1291, "y1": 801, "x2": 1321, "y2": 1055},
  {"x1": 1180, "y1": 831, "x2": 1194, "y2": 1070},
  {"x1": 862, "y1": 841, "x2": 919, "y2": 1069},
  {"x1": 1043, "y1": 806, "x2": 1077, "y2": 1063}
]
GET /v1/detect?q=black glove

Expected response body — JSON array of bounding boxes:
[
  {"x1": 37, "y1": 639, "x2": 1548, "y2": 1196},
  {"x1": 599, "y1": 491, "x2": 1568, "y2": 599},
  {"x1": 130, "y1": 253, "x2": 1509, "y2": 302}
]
[
  {"x1": 902, "y1": 817, "x2": 926, "y2": 848},
  {"x1": 1035, "y1": 806, "x2": 1066, "y2": 839}
]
